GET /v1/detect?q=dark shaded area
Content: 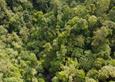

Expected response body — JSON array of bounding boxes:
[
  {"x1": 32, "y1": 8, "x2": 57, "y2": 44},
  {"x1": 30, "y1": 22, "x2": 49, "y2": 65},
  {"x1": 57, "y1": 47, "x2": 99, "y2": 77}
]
[{"x1": 32, "y1": 0, "x2": 51, "y2": 13}]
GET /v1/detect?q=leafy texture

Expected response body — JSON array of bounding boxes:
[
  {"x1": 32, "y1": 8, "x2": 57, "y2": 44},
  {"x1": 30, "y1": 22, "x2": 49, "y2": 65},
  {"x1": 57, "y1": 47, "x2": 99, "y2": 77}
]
[{"x1": 0, "y1": 0, "x2": 115, "y2": 82}]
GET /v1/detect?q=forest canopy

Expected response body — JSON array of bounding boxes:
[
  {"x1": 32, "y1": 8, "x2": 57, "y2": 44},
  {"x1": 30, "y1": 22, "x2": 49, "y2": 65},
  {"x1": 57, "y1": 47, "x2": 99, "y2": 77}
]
[{"x1": 0, "y1": 0, "x2": 115, "y2": 82}]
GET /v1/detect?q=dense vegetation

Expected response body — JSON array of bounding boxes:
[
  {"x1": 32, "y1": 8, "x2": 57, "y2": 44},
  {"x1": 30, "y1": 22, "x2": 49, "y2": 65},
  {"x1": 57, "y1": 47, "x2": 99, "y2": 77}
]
[{"x1": 0, "y1": 0, "x2": 115, "y2": 82}]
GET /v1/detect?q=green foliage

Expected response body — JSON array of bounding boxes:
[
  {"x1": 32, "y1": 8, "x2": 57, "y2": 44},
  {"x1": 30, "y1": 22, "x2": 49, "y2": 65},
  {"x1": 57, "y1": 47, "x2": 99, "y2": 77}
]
[
  {"x1": 109, "y1": 59, "x2": 115, "y2": 66},
  {"x1": 95, "y1": 0, "x2": 111, "y2": 15},
  {"x1": 98, "y1": 65, "x2": 115, "y2": 80},
  {"x1": 108, "y1": 7, "x2": 115, "y2": 22},
  {"x1": 88, "y1": 15, "x2": 97, "y2": 27},
  {"x1": 85, "y1": 77, "x2": 98, "y2": 82},
  {"x1": 94, "y1": 58, "x2": 106, "y2": 69},
  {"x1": 0, "y1": 0, "x2": 115, "y2": 82}
]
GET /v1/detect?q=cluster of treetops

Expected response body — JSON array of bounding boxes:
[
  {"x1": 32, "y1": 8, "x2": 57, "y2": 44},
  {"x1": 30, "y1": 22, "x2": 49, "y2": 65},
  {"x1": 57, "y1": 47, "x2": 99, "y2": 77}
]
[{"x1": 0, "y1": 0, "x2": 115, "y2": 82}]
